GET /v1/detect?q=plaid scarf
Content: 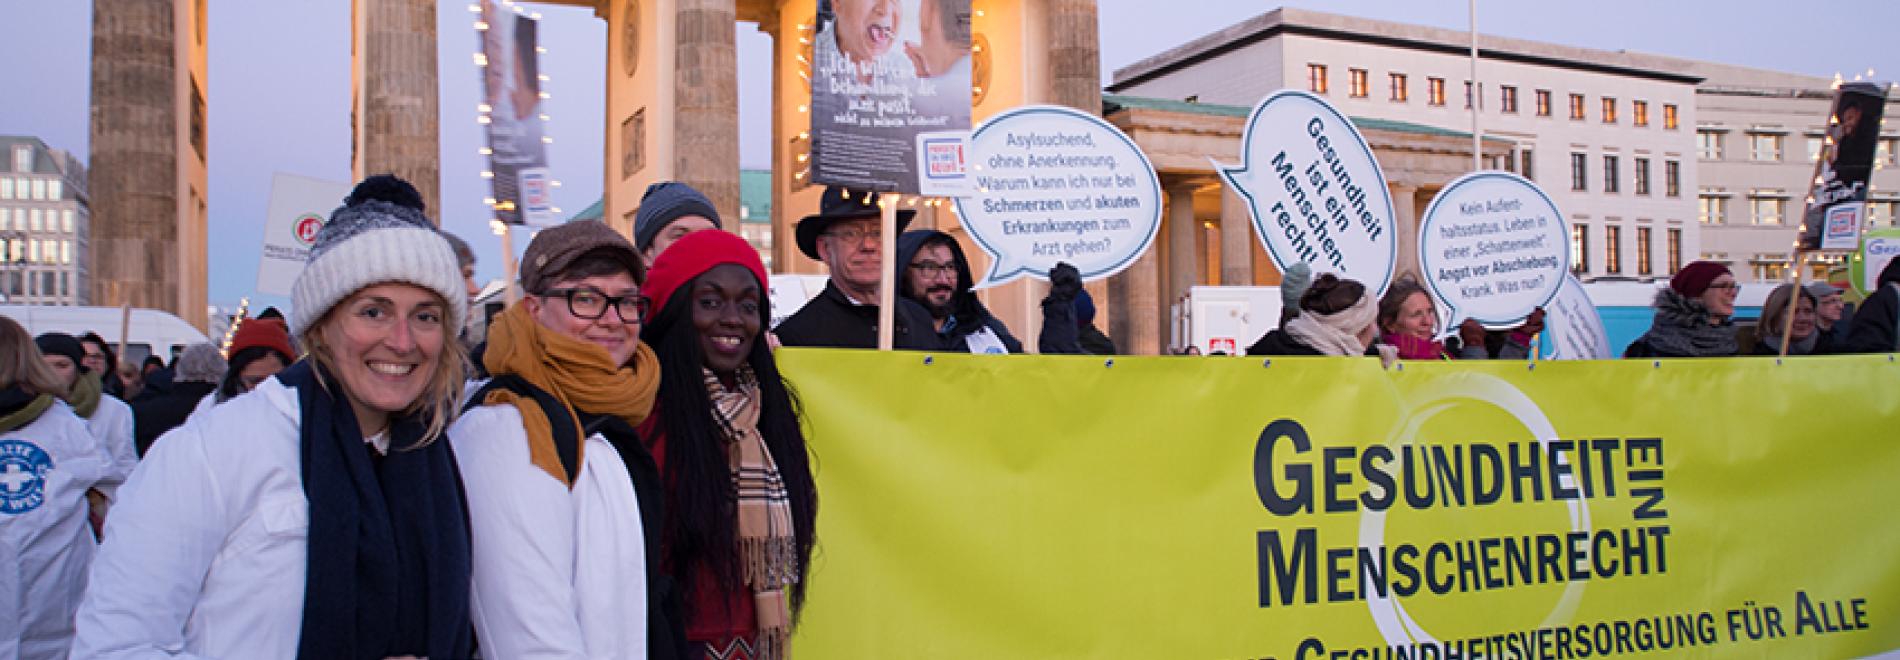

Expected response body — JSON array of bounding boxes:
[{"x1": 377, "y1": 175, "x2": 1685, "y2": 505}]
[{"x1": 704, "y1": 366, "x2": 797, "y2": 660}]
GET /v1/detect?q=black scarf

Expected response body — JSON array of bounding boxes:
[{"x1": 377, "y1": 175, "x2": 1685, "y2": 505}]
[
  {"x1": 279, "y1": 361, "x2": 473, "y2": 660},
  {"x1": 1637, "y1": 288, "x2": 1739, "y2": 357}
]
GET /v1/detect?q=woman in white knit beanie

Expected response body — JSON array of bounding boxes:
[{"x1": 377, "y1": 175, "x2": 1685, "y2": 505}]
[{"x1": 74, "y1": 183, "x2": 478, "y2": 659}]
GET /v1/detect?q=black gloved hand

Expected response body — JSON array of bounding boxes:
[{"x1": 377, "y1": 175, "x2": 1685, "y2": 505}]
[{"x1": 1048, "y1": 262, "x2": 1082, "y2": 302}]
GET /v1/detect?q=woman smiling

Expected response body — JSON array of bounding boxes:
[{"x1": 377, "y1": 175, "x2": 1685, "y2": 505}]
[
  {"x1": 639, "y1": 230, "x2": 818, "y2": 660},
  {"x1": 74, "y1": 193, "x2": 474, "y2": 659}
]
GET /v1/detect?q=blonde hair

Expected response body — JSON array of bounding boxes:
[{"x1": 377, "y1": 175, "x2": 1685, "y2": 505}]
[
  {"x1": 0, "y1": 315, "x2": 68, "y2": 398},
  {"x1": 297, "y1": 289, "x2": 468, "y2": 448}
]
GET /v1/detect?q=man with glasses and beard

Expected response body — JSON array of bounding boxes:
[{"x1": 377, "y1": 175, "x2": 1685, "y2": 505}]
[
  {"x1": 775, "y1": 186, "x2": 940, "y2": 350},
  {"x1": 894, "y1": 230, "x2": 1022, "y2": 354}
]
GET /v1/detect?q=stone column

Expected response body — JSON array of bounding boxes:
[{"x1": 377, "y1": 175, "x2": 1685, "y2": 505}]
[
  {"x1": 354, "y1": 0, "x2": 440, "y2": 215},
  {"x1": 1164, "y1": 180, "x2": 1199, "y2": 330},
  {"x1": 1219, "y1": 184, "x2": 1253, "y2": 285},
  {"x1": 674, "y1": 0, "x2": 740, "y2": 223},
  {"x1": 1045, "y1": 0, "x2": 1101, "y2": 112},
  {"x1": 1390, "y1": 183, "x2": 1422, "y2": 283},
  {"x1": 89, "y1": 0, "x2": 179, "y2": 313}
]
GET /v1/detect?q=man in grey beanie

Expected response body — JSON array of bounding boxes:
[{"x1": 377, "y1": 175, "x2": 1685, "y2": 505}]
[{"x1": 631, "y1": 181, "x2": 720, "y2": 263}]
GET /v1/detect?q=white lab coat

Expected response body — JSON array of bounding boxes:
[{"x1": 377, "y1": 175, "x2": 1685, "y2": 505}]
[
  {"x1": 70, "y1": 378, "x2": 310, "y2": 659},
  {"x1": 1, "y1": 401, "x2": 116, "y2": 660},
  {"x1": 83, "y1": 396, "x2": 137, "y2": 497},
  {"x1": 451, "y1": 404, "x2": 650, "y2": 659}
]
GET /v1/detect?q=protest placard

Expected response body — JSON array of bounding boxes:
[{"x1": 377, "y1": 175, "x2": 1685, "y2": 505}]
[
  {"x1": 954, "y1": 105, "x2": 1161, "y2": 287},
  {"x1": 1418, "y1": 171, "x2": 1569, "y2": 333},
  {"x1": 1855, "y1": 228, "x2": 1900, "y2": 296},
  {"x1": 1540, "y1": 273, "x2": 1612, "y2": 360},
  {"x1": 1218, "y1": 90, "x2": 1397, "y2": 296},
  {"x1": 1799, "y1": 82, "x2": 1887, "y2": 251},
  {"x1": 256, "y1": 173, "x2": 350, "y2": 296},
  {"x1": 808, "y1": 0, "x2": 973, "y2": 195}
]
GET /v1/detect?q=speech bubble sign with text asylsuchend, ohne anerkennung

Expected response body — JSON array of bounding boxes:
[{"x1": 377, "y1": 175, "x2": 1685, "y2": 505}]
[{"x1": 957, "y1": 105, "x2": 1161, "y2": 288}]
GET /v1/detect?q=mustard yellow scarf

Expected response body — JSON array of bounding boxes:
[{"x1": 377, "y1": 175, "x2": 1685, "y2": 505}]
[{"x1": 482, "y1": 303, "x2": 660, "y2": 487}]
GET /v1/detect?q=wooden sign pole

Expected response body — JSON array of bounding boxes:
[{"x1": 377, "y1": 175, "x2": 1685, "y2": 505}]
[{"x1": 877, "y1": 193, "x2": 899, "y2": 351}]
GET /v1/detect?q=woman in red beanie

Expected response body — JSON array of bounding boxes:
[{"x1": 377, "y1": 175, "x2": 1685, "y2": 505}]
[
  {"x1": 639, "y1": 230, "x2": 817, "y2": 660},
  {"x1": 1624, "y1": 260, "x2": 1742, "y2": 358},
  {"x1": 215, "y1": 317, "x2": 296, "y2": 405}
]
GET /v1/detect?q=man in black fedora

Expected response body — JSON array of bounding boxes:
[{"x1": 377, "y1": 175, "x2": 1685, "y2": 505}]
[{"x1": 776, "y1": 185, "x2": 942, "y2": 349}]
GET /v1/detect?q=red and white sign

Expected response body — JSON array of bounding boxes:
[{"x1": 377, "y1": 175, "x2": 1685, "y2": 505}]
[
  {"x1": 258, "y1": 173, "x2": 352, "y2": 296},
  {"x1": 1209, "y1": 337, "x2": 1238, "y2": 355},
  {"x1": 293, "y1": 214, "x2": 325, "y2": 246}
]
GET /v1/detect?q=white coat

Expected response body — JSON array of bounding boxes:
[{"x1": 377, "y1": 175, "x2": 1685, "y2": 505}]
[
  {"x1": 70, "y1": 378, "x2": 310, "y2": 659},
  {"x1": 451, "y1": 404, "x2": 650, "y2": 659},
  {"x1": 83, "y1": 395, "x2": 137, "y2": 497},
  {"x1": 1, "y1": 401, "x2": 117, "y2": 660}
]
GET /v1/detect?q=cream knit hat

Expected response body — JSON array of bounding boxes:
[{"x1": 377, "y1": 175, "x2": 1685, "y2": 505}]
[{"x1": 289, "y1": 199, "x2": 468, "y2": 337}]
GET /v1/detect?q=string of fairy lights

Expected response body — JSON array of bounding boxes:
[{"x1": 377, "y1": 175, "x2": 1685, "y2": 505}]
[{"x1": 471, "y1": 0, "x2": 563, "y2": 238}]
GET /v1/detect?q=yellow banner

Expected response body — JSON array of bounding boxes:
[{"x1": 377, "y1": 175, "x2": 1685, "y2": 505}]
[{"x1": 778, "y1": 350, "x2": 1900, "y2": 659}]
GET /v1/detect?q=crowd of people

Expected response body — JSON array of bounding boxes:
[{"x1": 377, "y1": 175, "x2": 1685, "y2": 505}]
[{"x1": 2, "y1": 171, "x2": 1896, "y2": 659}]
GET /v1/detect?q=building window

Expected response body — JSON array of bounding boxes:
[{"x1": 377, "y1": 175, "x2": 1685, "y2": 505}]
[
  {"x1": 11, "y1": 147, "x2": 29, "y2": 173},
  {"x1": 1348, "y1": 68, "x2": 1369, "y2": 98},
  {"x1": 1698, "y1": 131, "x2": 1723, "y2": 160},
  {"x1": 1389, "y1": 73, "x2": 1408, "y2": 102},
  {"x1": 1501, "y1": 86, "x2": 1518, "y2": 113},
  {"x1": 1749, "y1": 133, "x2": 1782, "y2": 161},
  {"x1": 1665, "y1": 160, "x2": 1681, "y2": 197},
  {"x1": 1752, "y1": 195, "x2": 1785, "y2": 225},
  {"x1": 0, "y1": 178, "x2": 10, "y2": 200},
  {"x1": 1636, "y1": 227, "x2": 1654, "y2": 276},
  {"x1": 1308, "y1": 64, "x2": 1329, "y2": 94},
  {"x1": 1535, "y1": 90, "x2": 1552, "y2": 117},
  {"x1": 1699, "y1": 193, "x2": 1727, "y2": 224},
  {"x1": 1807, "y1": 136, "x2": 1825, "y2": 162},
  {"x1": 1603, "y1": 155, "x2": 1620, "y2": 193},
  {"x1": 190, "y1": 77, "x2": 208, "y2": 161},
  {"x1": 1570, "y1": 153, "x2": 1588, "y2": 191},
  {"x1": 46, "y1": 180, "x2": 60, "y2": 201},
  {"x1": 60, "y1": 210, "x2": 72, "y2": 233},
  {"x1": 60, "y1": 240, "x2": 70, "y2": 265},
  {"x1": 1464, "y1": 81, "x2": 1480, "y2": 110},
  {"x1": 1667, "y1": 229, "x2": 1683, "y2": 274},
  {"x1": 1602, "y1": 97, "x2": 1618, "y2": 123},
  {"x1": 1663, "y1": 104, "x2": 1679, "y2": 130},
  {"x1": 1428, "y1": 78, "x2": 1446, "y2": 106},
  {"x1": 29, "y1": 179, "x2": 45, "y2": 200},
  {"x1": 28, "y1": 209, "x2": 41, "y2": 232},
  {"x1": 1876, "y1": 138, "x2": 1897, "y2": 165},
  {"x1": 1520, "y1": 148, "x2": 1535, "y2": 181},
  {"x1": 1569, "y1": 93, "x2": 1586, "y2": 120},
  {"x1": 59, "y1": 272, "x2": 68, "y2": 298},
  {"x1": 8, "y1": 209, "x2": 19, "y2": 231},
  {"x1": 1571, "y1": 224, "x2": 1590, "y2": 274},
  {"x1": 1634, "y1": 157, "x2": 1651, "y2": 195},
  {"x1": 1605, "y1": 226, "x2": 1623, "y2": 274},
  {"x1": 1633, "y1": 100, "x2": 1649, "y2": 127},
  {"x1": 27, "y1": 240, "x2": 38, "y2": 264}
]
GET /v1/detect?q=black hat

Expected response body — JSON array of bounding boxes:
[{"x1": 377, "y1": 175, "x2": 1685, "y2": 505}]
[
  {"x1": 795, "y1": 185, "x2": 916, "y2": 261},
  {"x1": 34, "y1": 333, "x2": 86, "y2": 373}
]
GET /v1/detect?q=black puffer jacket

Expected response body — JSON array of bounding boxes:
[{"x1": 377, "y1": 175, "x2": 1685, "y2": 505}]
[
  {"x1": 775, "y1": 280, "x2": 942, "y2": 350},
  {"x1": 1843, "y1": 258, "x2": 1900, "y2": 353}
]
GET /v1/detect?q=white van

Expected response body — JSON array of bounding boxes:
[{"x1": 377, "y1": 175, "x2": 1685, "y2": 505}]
[{"x1": 0, "y1": 306, "x2": 210, "y2": 366}]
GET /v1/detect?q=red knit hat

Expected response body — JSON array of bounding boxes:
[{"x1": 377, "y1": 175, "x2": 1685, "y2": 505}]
[
  {"x1": 229, "y1": 317, "x2": 295, "y2": 360},
  {"x1": 642, "y1": 229, "x2": 769, "y2": 318},
  {"x1": 1669, "y1": 261, "x2": 1732, "y2": 297}
]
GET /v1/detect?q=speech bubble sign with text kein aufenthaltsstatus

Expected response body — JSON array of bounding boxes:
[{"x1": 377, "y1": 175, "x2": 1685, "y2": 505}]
[
  {"x1": 1419, "y1": 171, "x2": 1570, "y2": 335},
  {"x1": 956, "y1": 105, "x2": 1161, "y2": 288},
  {"x1": 1218, "y1": 90, "x2": 1397, "y2": 297}
]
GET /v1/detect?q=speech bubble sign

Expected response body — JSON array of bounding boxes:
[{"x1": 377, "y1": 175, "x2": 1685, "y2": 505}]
[
  {"x1": 1852, "y1": 228, "x2": 1900, "y2": 297},
  {"x1": 955, "y1": 105, "x2": 1162, "y2": 288},
  {"x1": 1418, "y1": 171, "x2": 1570, "y2": 335},
  {"x1": 1540, "y1": 273, "x2": 1611, "y2": 360},
  {"x1": 1218, "y1": 90, "x2": 1397, "y2": 297}
]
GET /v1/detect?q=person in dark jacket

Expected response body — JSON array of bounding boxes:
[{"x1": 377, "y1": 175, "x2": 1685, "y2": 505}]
[
  {"x1": 775, "y1": 185, "x2": 939, "y2": 349},
  {"x1": 894, "y1": 230, "x2": 1024, "y2": 353},
  {"x1": 1623, "y1": 261, "x2": 1741, "y2": 358},
  {"x1": 1842, "y1": 257, "x2": 1900, "y2": 353},
  {"x1": 130, "y1": 343, "x2": 224, "y2": 457},
  {"x1": 1808, "y1": 282, "x2": 1853, "y2": 349},
  {"x1": 1072, "y1": 290, "x2": 1118, "y2": 355},
  {"x1": 1249, "y1": 274, "x2": 1391, "y2": 358},
  {"x1": 1752, "y1": 283, "x2": 1830, "y2": 356},
  {"x1": 638, "y1": 230, "x2": 818, "y2": 659}
]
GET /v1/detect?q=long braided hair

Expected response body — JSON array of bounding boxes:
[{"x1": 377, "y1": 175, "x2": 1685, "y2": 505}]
[{"x1": 640, "y1": 274, "x2": 819, "y2": 615}]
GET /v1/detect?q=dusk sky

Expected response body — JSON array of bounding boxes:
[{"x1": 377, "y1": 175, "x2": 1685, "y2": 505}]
[{"x1": 3, "y1": 1, "x2": 1895, "y2": 310}]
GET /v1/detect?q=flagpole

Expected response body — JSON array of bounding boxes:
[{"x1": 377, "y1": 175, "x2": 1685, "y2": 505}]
[{"x1": 1469, "y1": 0, "x2": 1482, "y2": 171}]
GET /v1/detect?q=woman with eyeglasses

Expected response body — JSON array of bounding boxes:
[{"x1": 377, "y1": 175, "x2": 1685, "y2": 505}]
[
  {"x1": 1624, "y1": 261, "x2": 1742, "y2": 358},
  {"x1": 637, "y1": 230, "x2": 817, "y2": 660},
  {"x1": 450, "y1": 220, "x2": 684, "y2": 658}
]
